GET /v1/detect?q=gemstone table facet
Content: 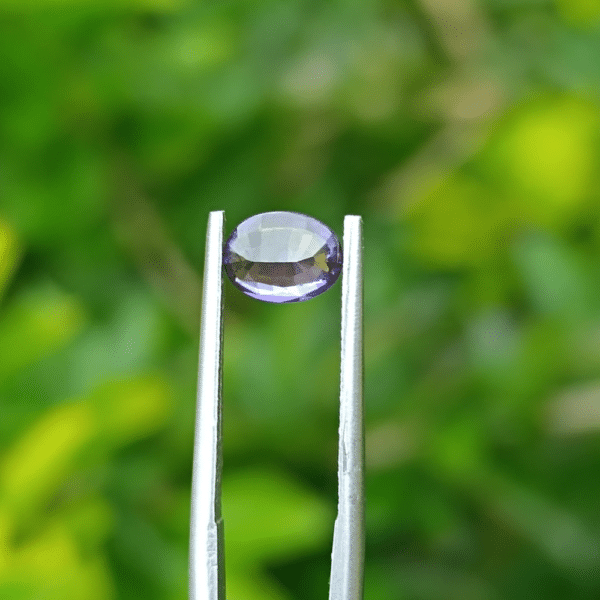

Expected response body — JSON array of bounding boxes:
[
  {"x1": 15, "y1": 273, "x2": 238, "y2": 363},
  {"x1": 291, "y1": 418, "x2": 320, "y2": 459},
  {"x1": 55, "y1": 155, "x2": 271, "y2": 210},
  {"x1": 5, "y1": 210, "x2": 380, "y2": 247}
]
[{"x1": 223, "y1": 211, "x2": 343, "y2": 303}]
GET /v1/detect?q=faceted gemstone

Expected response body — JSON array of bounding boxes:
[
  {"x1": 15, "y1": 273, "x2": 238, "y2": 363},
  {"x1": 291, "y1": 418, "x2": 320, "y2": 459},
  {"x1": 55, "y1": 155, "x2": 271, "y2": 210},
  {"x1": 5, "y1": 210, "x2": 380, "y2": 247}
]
[{"x1": 223, "y1": 211, "x2": 342, "y2": 303}]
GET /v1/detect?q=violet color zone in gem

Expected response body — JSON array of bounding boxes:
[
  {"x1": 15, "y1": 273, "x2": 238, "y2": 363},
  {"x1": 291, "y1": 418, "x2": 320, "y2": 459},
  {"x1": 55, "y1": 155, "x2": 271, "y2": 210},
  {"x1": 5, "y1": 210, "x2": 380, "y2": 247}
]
[{"x1": 223, "y1": 211, "x2": 343, "y2": 303}]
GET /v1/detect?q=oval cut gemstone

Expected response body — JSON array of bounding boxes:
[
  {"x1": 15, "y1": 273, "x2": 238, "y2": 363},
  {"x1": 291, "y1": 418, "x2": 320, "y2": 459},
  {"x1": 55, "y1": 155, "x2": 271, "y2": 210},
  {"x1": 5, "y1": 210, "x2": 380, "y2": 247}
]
[{"x1": 223, "y1": 211, "x2": 342, "y2": 303}]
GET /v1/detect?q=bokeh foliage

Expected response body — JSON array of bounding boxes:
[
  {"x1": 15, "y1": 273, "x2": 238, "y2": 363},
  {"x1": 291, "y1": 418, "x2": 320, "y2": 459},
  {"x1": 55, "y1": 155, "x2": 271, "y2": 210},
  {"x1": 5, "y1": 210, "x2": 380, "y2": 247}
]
[{"x1": 1, "y1": 0, "x2": 600, "y2": 598}]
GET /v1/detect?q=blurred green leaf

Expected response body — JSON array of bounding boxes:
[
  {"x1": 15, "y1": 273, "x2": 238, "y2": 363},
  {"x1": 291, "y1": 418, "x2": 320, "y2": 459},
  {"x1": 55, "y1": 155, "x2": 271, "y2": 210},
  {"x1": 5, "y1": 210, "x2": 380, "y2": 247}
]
[{"x1": 222, "y1": 466, "x2": 333, "y2": 567}]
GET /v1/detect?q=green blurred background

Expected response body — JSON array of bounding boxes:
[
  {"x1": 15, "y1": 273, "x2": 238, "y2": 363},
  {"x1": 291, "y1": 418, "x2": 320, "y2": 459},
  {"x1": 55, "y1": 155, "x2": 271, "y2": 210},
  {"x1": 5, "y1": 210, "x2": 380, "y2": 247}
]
[{"x1": 1, "y1": 0, "x2": 600, "y2": 598}]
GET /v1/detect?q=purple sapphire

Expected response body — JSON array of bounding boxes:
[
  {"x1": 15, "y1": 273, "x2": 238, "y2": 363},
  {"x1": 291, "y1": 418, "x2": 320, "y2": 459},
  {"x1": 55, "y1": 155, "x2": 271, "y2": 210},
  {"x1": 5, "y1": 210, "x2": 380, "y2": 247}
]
[{"x1": 223, "y1": 211, "x2": 342, "y2": 303}]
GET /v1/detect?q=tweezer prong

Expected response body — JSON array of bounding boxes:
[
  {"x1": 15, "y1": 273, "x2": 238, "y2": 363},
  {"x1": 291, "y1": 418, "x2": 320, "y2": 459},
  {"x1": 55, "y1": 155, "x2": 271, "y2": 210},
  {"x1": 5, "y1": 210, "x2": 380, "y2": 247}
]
[
  {"x1": 189, "y1": 210, "x2": 225, "y2": 600},
  {"x1": 329, "y1": 215, "x2": 365, "y2": 600},
  {"x1": 190, "y1": 211, "x2": 364, "y2": 600}
]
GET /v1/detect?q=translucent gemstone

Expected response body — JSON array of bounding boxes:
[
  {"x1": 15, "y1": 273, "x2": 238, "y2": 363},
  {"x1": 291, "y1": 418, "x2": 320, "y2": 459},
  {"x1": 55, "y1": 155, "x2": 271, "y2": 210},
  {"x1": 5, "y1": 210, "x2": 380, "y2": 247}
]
[{"x1": 223, "y1": 211, "x2": 342, "y2": 303}]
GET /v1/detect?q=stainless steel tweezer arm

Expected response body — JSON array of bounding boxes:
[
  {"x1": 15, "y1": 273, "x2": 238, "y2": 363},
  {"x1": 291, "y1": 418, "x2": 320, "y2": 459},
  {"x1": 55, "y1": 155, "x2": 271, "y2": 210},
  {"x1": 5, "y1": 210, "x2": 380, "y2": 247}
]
[
  {"x1": 189, "y1": 210, "x2": 364, "y2": 600},
  {"x1": 189, "y1": 210, "x2": 225, "y2": 600},
  {"x1": 330, "y1": 215, "x2": 365, "y2": 600}
]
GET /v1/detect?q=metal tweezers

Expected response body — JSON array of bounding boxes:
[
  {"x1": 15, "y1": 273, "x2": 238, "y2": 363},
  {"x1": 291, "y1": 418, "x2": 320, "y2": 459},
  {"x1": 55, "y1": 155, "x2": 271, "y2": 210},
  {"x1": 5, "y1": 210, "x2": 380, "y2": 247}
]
[{"x1": 189, "y1": 211, "x2": 364, "y2": 600}]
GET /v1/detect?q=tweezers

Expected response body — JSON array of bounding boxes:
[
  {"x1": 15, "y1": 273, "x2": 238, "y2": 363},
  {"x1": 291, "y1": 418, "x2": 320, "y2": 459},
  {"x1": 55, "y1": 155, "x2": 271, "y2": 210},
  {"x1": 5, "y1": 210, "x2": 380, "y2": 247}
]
[{"x1": 189, "y1": 210, "x2": 364, "y2": 600}]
